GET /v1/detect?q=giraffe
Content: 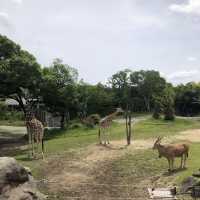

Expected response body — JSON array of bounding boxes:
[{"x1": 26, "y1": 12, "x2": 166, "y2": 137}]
[
  {"x1": 98, "y1": 108, "x2": 124, "y2": 145},
  {"x1": 25, "y1": 112, "x2": 45, "y2": 159}
]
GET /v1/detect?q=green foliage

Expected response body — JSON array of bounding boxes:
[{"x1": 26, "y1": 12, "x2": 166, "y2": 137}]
[
  {"x1": 152, "y1": 97, "x2": 163, "y2": 119},
  {"x1": 77, "y1": 82, "x2": 115, "y2": 117},
  {"x1": 0, "y1": 101, "x2": 24, "y2": 121},
  {"x1": 0, "y1": 35, "x2": 42, "y2": 113},
  {"x1": 41, "y1": 59, "x2": 78, "y2": 128},
  {"x1": 130, "y1": 70, "x2": 167, "y2": 112},
  {"x1": 109, "y1": 69, "x2": 167, "y2": 112},
  {"x1": 175, "y1": 82, "x2": 200, "y2": 116},
  {"x1": 162, "y1": 85, "x2": 175, "y2": 120}
]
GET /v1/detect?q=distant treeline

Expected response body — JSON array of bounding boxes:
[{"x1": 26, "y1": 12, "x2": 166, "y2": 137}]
[{"x1": 0, "y1": 35, "x2": 200, "y2": 127}]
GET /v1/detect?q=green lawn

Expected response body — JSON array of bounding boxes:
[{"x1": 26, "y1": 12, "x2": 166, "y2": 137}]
[
  {"x1": 15, "y1": 117, "x2": 200, "y2": 160},
  {"x1": 111, "y1": 143, "x2": 200, "y2": 185}
]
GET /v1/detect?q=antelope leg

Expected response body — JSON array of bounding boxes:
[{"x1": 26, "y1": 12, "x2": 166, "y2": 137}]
[
  {"x1": 171, "y1": 159, "x2": 174, "y2": 171},
  {"x1": 167, "y1": 158, "x2": 171, "y2": 171},
  {"x1": 180, "y1": 156, "x2": 183, "y2": 169},
  {"x1": 183, "y1": 154, "x2": 187, "y2": 168}
]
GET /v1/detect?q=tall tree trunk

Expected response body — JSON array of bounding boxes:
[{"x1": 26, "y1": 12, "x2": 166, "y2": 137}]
[
  {"x1": 144, "y1": 97, "x2": 150, "y2": 112},
  {"x1": 15, "y1": 95, "x2": 26, "y2": 115},
  {"x1": 60, "y1": 113, "x2": 66, "y2": 129}
]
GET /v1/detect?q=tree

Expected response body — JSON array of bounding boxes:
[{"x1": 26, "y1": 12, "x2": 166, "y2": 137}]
[
  {"x1": 152, "y1": 96, "x2": 163, "y2": 119},
  {"x1": 109, "y1": 69, "x2": 133, "y2": 145},
  {"x1": 109, "y1": 69, "x2": 131, "y2": 108},
  {"x1": 162, "y1": 85, "x2": 175, "y2": 120},
  {"x1": 130, "y1": 70, "x2": 166, "y2": 112},
  {"x1": 41, "y1": 59, "x2": 78, "y2": 128},
  {"x1": 174, "y1": 82, "x2": 200, "y2": 116},
  {"x1": 0, "y1": 35, "x2": 42, "y2": 114},
  {"x1": 77, "y1": 82, "x2": 115, "y2": 118}
]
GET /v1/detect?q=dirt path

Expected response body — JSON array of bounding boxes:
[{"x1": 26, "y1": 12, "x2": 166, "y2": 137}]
[
  {"x1": 0, "y1": 126, "x2": 26, "y2": 157},
  {"x1": 114, "y1": 115, "x2": 151, "y2": 124}
]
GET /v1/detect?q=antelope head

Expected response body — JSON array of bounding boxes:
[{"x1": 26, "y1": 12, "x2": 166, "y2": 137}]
[
  {"x1": 153, "y1": 136, "x2": 163, "y2": 158},
  {"x1": 153, "y1": 137, "x2": 163, "y2": 149}
]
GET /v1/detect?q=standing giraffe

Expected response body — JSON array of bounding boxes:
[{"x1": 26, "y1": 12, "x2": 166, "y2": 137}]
[
  {"x1": 25, "y1": 112, "x2": 45, "y2": 159},
  {"x1": 99, "y1": 108, "x2": 124, "y2": 145}
]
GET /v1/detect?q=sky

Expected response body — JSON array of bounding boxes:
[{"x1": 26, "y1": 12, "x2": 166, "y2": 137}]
[{"x1": 0, "y1": 0, "x2": 200, "y2": 85}]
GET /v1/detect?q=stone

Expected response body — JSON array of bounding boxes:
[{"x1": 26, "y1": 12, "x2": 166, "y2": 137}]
[{"x1": 0, "y1": 157, "x2": 46, "y2": 200}]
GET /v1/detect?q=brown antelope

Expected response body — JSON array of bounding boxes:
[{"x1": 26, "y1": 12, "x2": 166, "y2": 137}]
[{"x1": 153, "y1": 137, "x2": 189, "y2": 172}]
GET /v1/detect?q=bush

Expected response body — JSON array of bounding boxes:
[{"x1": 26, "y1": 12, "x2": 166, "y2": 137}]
[
  {"x1": 164, "y1": 105, "x2": 175, "y2": 120},
  {"x1": 88, "y1": 114, "x2": 101, "y2": 125},
  {"x1": 81, "y1": 114, "x2": 101, "y2": 128},
  {"x1": 0, "y1": 102, "x2": 24, "y2": 121},
  {"x1": 69, "y1": 123, "x2": 83, "y2": 129}
]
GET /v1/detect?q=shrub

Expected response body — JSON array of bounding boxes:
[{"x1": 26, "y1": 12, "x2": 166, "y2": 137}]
[
  {"x1": 164, "y1": 105, "x2": 175, "y2": 120},
  {"x1": 81, "y1": 114, "x2": 101, "y2": 128}
]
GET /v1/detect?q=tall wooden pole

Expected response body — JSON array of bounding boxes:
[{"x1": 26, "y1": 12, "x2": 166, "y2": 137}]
[{"x1": 126, "y1": 107, "x2": 132, "y2": 145}]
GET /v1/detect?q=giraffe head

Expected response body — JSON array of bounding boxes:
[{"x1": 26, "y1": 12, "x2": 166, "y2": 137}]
[{"x1": 25, "y1": 111, "x2": 35, "y2": 121}]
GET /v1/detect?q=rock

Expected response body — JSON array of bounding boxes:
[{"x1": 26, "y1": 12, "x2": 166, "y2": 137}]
[
  {"x1": 180, "y1": 176, "x2": 200, "y2": 193},
  {"x1": 0, "y1": 157, "x2": 46, "y2": 200}
]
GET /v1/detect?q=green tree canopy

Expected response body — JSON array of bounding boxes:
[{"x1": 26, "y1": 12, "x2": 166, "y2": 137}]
[
  {"x1": 0, "y1": 35, "x2": 42, "y2": 113},
  {"x1": 41, "y1": 59, "x2": 78, "y2": 128}
]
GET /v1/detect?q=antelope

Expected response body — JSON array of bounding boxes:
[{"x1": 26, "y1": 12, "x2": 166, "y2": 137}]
[{"x1": 153, "y1": 137, "x2": 189, "y2": 172}]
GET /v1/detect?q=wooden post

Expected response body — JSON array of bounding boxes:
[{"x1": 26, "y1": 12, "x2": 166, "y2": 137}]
[{"x1": 126, "y1": 108, "x2": 132, "y2": 145}]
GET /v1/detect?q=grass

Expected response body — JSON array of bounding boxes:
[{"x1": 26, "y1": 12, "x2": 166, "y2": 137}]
[
  {"x1": 1, "y1": 117, "x2": 198, "y2": 200},
  {"x1": 14, "y1": 117, "x2": 200, "y2": 160},
  {"x1": 12, "y1": 117, "x2": 200, "y2": 178},
  {"x1": 14, "y1": 119, "x2": 200, "y2": 159},
  {"x1": 107, "y1": 141, "x2": 200, "y2": 197},
  {"x1": 134, "y1": 117, "x2": 200, "y2": 139}
]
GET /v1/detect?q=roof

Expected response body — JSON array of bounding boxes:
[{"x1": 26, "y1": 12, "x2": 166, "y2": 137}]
[{"x1": 5, "y1": 98, "x2": 26, "y2": 106}]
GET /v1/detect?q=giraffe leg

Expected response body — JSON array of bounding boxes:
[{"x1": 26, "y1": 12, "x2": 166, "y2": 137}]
[
  {"x1": 105, "y1": 128, "x2": 109, "y2": 145},
  {"x1": 102, "y1": 128, "x2": 106, "y2": 145},
  {"x1": 41, "y1": 138, "x2": 45, "y2": 160},
  {"x1": 31, "y1": 133, "x2": 35, "y2": 158},
  {"x1": 107, "y1": 126, "x2": 111, "y2": 144},
  {"x1": 36, "y1": 137, "x2": 39, "y2": 157},
  {"x1": 27, "y1": 126, "x2": 32, "y2": 159}
]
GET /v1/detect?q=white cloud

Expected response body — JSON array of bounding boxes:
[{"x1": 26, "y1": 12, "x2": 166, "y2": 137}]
[
  {"x1": 169, "y1": 0, "x2": 200, "y2": 15},
  {"x1": 168, "y1": 70, "x2": 199, "y2": 79},
  {"x1": 0, "y1": 12, "x2": 10, "y2": 28},
  {"x1": 0, "y1": 12, "x2": 9, "y2": 19},
  {"x1": 187, "y1": 56, "x2": 198, "y2": 61},
  {"x1": 167, "y1": 70, "x2": 200, "y2": 84},
  {"x1": 11, "y1": 0, "x2": 23, "y2": 4}
]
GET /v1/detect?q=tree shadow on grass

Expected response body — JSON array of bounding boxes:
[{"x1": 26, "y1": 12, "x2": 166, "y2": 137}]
[{"x1": 97, "y1": 143, "x2": 128, "y2": 150}]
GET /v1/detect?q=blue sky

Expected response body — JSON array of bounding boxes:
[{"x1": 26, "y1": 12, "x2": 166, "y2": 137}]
[{"x1": 0, "y1": 0, "x2": 200, "y2": 84}]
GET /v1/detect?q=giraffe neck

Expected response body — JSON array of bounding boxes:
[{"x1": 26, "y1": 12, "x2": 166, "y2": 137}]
[
  {"x1": 102, "y1": 111, "x2": 119, "y2": 123},
  {"x1": 107, "y1": 111, "x2": 118, "y2": 120}
]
